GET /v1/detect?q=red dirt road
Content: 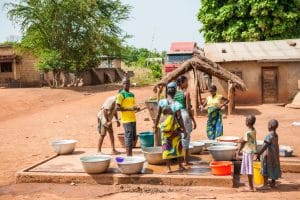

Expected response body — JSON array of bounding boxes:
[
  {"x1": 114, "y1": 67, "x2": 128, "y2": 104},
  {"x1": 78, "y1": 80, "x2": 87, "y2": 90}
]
[{"x1": 0, "y1": 85, "x2": 299, "y2": 199}]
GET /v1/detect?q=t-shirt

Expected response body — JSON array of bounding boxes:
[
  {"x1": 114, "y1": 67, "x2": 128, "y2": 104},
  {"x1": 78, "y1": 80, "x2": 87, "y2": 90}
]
[
  {"x1": 174, "y1": 90, "x2": 186, "y2": 109},
  {"x1": 116, "y1": 90, "x2": 136, "y2": 123},
  {"x1": 242, "y1": 129, "x2": 257, "y2": 154},
  {"x1": 207, "y1": 94, "x2": 222, "y2": 108},
  {"x1": 158, "y1": 99, "x2": 182, "y2": 113},
  {"x1": 97, "y1": 96, "x2": 116, "y2": 123}
]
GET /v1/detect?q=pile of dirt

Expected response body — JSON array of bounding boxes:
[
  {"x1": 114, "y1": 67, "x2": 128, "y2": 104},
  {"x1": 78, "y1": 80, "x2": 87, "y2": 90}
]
[{"x1": 286, "y1": 91, "x2": 300, "y2": 109}]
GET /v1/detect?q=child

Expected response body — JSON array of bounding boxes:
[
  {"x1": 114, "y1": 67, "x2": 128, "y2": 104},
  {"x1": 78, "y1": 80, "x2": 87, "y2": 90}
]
[
  {"x1": 256, "y1": 119, "x2": 281, "y2": 189},
  {"x1": 236, "y1": 114, "x2": 257, "y2": 192}
]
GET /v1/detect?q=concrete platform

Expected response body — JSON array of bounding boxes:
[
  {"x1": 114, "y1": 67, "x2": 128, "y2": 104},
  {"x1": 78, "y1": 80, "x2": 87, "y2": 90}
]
[
  {"x1": 16, "y1": 148, "x2": 233, "y2": 187},
  {"x1": 16, "y1": 148, "x2": 300, "y2": 187}
]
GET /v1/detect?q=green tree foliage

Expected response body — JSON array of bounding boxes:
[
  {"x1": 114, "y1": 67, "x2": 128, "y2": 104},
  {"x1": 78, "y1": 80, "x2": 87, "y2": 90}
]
[
  {"x1": 6, "y1": 0, "x2": 130, "y2": 86},
  {"x1": 121, "y1": 46, "x2": 163, "y2": 79},
  {"x1": 198, "y1": 0, "x2": 300, "y2": 42}
]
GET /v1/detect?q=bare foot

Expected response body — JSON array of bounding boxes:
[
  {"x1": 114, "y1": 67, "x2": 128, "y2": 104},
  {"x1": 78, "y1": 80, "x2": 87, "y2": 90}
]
[
  {"x1": 166, "y1": 169, "x2": 172, "y2": 173},
  {"x1": 111, "y1": 150, "x2": 121, "y2": 155},
  {"x1": 257, "y1": 185, "x2": 270, "y2": 190},
  {"x1": 178, "y1": 166, "x2": 186, "y2": 171},
  {"x1": 183, "y1": 162, "x2": 193, "y2": 166}
]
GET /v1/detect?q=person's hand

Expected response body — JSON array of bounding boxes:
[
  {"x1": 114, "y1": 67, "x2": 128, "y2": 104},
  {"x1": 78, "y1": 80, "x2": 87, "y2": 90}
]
[
  {"x1": 193, "y1": 121, "x2": 197, "y2": 129},
  {"x1": 183, "y1": 132, "x2": 187, "y2": 139},
  {"x1": 116, "y1": 120, "x2": 121, "y2": 127},
  {"x1": 105, "y1": 121, "x2": 112, "y2": 127},
  {"x1": 133, "y1": 106, "x2": 140, "y2": 111},
  {"x1": 235, "y1": 152, "x2": 240, "y2": 161},
  {"x1": 153, "y1": 126, "x2": 158, "y2": 134},
  {"x1": 255, "y1": 154, "x2": 260, "y2": 161}
]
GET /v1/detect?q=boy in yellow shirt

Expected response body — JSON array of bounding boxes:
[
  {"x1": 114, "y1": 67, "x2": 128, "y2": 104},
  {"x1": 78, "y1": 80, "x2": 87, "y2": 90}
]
[{"x1": 116, "y1": 78, "x2": 139, "y2": 156}]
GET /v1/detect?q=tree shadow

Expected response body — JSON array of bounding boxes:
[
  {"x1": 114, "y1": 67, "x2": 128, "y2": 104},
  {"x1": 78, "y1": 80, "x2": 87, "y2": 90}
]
[{"x1": 55, "y1": 83, "x2": 123, "y2": 94}]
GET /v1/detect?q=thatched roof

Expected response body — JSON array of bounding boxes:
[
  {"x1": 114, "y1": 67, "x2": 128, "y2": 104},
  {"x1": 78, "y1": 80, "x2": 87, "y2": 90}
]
[{"x1": 154, "y1": 55, "x2": 247, "y2": 91}]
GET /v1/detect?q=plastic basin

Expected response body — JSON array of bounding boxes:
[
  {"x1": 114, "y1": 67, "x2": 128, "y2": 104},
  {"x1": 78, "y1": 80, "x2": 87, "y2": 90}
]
[
  {"x1": 207, "y1": 146, "x2": 238, "y2": 161},
  {"x1": 210, "y1": 161, "x2": 232, "y2": 176},
  {"x1": 190, "y1": 142, "x2": 205, "y2": 154},
  {"x1": 139, "y1": 132, "x2": 154, "y2": 148},
  {"x1": 116, "y1": 156, "x2": 146, "y2": 174},
  {"x1": 142, "y1": 146, "x2": 165, "y2": 165},
  {"x1": 51, "y1": 139, "x2": 77, "y2": 155},
  {"x1": 80, "y1": 155, "x2": 111, "y2": 174}
]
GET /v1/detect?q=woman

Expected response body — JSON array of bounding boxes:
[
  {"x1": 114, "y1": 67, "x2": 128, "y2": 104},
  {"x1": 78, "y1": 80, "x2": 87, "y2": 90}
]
[
  {"x1": 154, "y1": 82, "x2": 187, "y2": 173},
  {"x1": 200, "y1": 85, "x2": 229, "y2": 140},
  {"x1": 174, "y1": 75, "x2": 197, "y2": 165}
]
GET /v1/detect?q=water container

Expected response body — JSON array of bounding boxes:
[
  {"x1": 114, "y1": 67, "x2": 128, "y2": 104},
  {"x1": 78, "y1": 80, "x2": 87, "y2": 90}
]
[{"x1": 139, "y1": 131, "x2": 154, "y2": 148}]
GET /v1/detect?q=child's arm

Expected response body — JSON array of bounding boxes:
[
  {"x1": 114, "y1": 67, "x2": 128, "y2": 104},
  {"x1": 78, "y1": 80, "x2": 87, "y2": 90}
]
[
  {"x1": 256, "y1": 140, "x2": 271, "y2": 160},
  {"x1": 185, "y1": 91, "x2": 197, "y2": 129}
]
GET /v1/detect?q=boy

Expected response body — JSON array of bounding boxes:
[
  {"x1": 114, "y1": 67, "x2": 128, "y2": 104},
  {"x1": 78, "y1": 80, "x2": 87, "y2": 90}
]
[{"x1": 97, "y1": 96, "x2": 120, "y2": 154}]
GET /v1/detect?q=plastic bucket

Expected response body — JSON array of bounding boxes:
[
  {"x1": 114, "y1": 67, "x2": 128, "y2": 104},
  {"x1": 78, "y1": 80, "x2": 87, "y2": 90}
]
[
  {"x1": 210, "y1": 161, "x2": 232, "y2": 176},
  {"x1": 139, "y1": 132, "x2": 154, "y2": 148},
  {"x1": 253, "y1": 161, "x2": 264, "y2": 185}
]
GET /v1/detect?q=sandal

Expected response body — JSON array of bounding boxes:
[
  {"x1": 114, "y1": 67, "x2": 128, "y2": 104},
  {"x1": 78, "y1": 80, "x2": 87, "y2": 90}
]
[
  {"x1": 257, "y1": 185, "x2": 271, "y2": 190},
  {"x1": 239, "y1": 187, "x2": 255, "y2": 192}
]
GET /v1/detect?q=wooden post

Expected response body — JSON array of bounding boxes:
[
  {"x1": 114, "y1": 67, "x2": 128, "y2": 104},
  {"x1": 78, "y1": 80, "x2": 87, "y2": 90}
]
[{"x1": 228, "y1": 80, "x2": 234, "y2": 115}]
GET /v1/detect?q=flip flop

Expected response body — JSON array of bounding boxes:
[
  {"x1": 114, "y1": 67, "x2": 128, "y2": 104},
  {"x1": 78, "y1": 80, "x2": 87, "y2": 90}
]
[
  {"x1": 256, "y1": 185, "x2": 271, "y2": 190},
  {"x1": 239, "y1": 187, "x2": 255, "y2": 192}
]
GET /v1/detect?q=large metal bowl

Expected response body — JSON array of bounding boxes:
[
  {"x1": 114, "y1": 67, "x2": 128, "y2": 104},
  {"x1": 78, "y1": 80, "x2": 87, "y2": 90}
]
[
  {"x1": 190, "y1": 142, "x2": 205, "y2": 154},
  {"x1": 217, "y1": 136, "x2": 240, "y2": 143},
  {"x1": 51, "y1": 139, "x2": 77, "y2": 155},
  {"x1": 116, "y1": 156, "x2": 146, "y2": 174},
  {"x1": 256, "y1": 140, "x2": 264, "y2": 152},
  {"x1": 207, "y1": 146, "x2": 238, "y2": 161},
  {"x1": 197, "y1": 140, "x2": 215, "y2": 149},
  {"x1": 142, "y1": 146, "x2": 165, "y2": 165},
  {"x1": 80, "y1": 155, "x2": 111, "y2": 174},
  {"x1": 211, "y1": 142, "x2": 237, "y2": 147}
]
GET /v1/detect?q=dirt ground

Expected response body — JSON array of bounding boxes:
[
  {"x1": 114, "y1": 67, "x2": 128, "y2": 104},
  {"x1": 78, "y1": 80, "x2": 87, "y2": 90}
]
[{"x1": 0, "y1": 85, "x2": 300, "y2": 199}]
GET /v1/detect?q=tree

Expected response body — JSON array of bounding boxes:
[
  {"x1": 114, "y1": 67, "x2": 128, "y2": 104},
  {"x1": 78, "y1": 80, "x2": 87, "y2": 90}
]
[
  {"x1": 198, "y1": 0, "x2": 300, "y2": 42},
  {"x1": 6, "y1": 0, "x2": 130, "y2": 86}
]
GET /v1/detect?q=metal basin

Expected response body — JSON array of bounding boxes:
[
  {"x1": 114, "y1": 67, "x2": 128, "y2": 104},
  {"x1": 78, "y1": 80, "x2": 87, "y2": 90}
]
[
  {"x1": 256, "y1": 140, "x2": 264, "y2": 152},
  {"x1": 142, "y1": 146, "x2": 165, "y2": 165},
  {"x1": 217, "y1": 136, "x2": 240, "y2": 143},
  {"x1": 190, "y1": 142, "x2": 205, "y2": 154},
  {"x1": 116, "y1": 156, "x2": 146, "y2": 174},
  {"x1": 207, "y1": 146, "x2": 238, "y2": 161},
  {"x1": 51, "y1": 139, "x2": 77, "y2": 155},
  {"x1": 80, "y1": 155, "x2": 111, "y2": 174},
  {"x1": 197, "y1": 140, "x2": 215, "y2": 149},
  {"x1": 212, "y1": 142, "x2": 237, "y2": 147}
]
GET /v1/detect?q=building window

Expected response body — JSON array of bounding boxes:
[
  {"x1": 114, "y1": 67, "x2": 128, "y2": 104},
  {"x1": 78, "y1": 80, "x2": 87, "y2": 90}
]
[
  {"x1": 231, "y1": 71, "x2": 243, "y2": 80},
  {"x1": 0, "y1": 62, "x2": 13, "y2": 72}
]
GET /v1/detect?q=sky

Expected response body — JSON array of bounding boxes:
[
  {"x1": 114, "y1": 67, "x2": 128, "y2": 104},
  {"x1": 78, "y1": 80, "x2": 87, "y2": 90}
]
[{"x1": 0, "y1": 0, "x2": 204, "y2": 51}]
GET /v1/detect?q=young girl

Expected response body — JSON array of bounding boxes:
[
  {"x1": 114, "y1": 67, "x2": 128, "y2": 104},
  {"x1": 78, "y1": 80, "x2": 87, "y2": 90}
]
[
  {"x1": 175, "y1": 76, "x2": 197, "y2": 165},
  {"x1": 236, "y1": 114, "x2": 257, "y2": 192},
  {"x1": 256, "y1": 119, "x2": 281, "y2": 189}
]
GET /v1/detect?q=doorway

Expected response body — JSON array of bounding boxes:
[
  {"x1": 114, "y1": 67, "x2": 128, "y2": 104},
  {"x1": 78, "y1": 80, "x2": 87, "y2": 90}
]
[{"x1": 262, "y1": 67, "x2": 278, "y2": 103}]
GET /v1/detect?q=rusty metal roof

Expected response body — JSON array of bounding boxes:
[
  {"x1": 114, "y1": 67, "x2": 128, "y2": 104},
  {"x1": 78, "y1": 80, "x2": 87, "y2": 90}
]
[{"x1": 204, "y1": 39, "x2": 300, "y2": 63}]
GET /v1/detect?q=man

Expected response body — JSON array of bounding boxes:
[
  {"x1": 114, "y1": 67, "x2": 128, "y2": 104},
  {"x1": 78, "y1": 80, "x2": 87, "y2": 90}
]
[
  {"x1": 97, "y1": 95, "x2": 120, "y2": 154},
  {"x1": 116, "y1": 78, "x2": 138, "y2": 156}
]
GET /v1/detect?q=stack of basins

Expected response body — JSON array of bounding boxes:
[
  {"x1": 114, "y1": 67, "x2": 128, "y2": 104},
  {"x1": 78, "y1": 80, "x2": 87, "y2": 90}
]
[{"x1": 207, "y1": 136, "x2": 239, "y2": 176}]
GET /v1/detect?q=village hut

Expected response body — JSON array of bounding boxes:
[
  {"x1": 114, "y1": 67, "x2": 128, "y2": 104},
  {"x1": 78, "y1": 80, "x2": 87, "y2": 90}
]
[
  {"x1": 204, "y1": 39, "x2": 300, "y2": 104},
  {"x1": 153, "y1": 54, "x2": 247, "y2": 115}
]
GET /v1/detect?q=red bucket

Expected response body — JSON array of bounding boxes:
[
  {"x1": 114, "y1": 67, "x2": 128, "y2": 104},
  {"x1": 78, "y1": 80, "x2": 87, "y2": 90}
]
[{"x1": 210, "y1": 161, "x2": 232, "y2": 176}]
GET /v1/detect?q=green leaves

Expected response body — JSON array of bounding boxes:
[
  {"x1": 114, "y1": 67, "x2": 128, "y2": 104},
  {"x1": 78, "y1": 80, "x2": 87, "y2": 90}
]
[
  {"x1": 198, "y1": 0, "x2": 300, "y2": 42},
  {"x1": 6, "y1": 0, "x2": 131, "y2": 75}
]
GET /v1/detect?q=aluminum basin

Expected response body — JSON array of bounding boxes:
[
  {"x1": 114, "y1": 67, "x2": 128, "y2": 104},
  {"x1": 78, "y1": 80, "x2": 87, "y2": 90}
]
[
  {"x1": 80, "y1": 155, "x2": 111, "y2": 174},
  {"x1": 211, "y1": 142, "x2": 237, "y2": 147},
  {"x1": 197, "y1": 140, "x2": 215, "y2": 149},
  {"x1": 256, "y1": 140, "x2": 264, "y2": 152},
  {"x1": 190, "y1": 142, "x2": 205, "y2": 154},
  {"x1": 142, "y1": 146, "x2": 165, "y2": 165},
  {"x1": 207, "y1": 146, "x2": 238, "y2": 161},
  {"x1": 217, "y1": 136, "x2": 240, "y2": 143},
  {"x1": 51, "y1": 139, "x2": 77, "y2": 155},
  {"x1": 116, "y1": 156, "x2": 145, "y2": 174}
]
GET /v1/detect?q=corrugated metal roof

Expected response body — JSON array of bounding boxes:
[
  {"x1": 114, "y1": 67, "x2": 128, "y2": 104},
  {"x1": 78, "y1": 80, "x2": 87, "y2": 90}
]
[
  {"x1": 170, "y1": 42, "x2": 196, "y2": 52},
  {"x1": 204, "y1": 39, "x2": 300, "y2": 62}
]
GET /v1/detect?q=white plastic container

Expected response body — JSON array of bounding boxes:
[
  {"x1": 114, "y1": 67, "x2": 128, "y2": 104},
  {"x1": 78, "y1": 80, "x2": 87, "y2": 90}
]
[{"x1": 51, "y1": 139, "x2": 77, "y2": 155}]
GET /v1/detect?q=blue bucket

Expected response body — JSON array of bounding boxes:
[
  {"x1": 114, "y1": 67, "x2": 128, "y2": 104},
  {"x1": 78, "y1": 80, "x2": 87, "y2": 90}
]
[{"x1": 139, "y1": 131, "x2": 154, "y2": 148}]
